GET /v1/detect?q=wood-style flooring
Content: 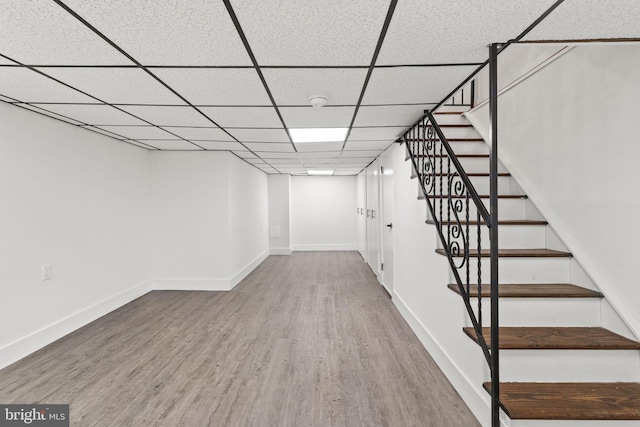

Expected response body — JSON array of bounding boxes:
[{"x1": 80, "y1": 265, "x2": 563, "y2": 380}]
[{"x1": 0, "y1": 251, "x2": 479, "y2": 427}]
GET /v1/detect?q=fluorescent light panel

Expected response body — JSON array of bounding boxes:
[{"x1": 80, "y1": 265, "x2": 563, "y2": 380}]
[
  {"x1": 307, "y1": 169, "x2": 334, "y2": 176},
  {"x1": 289, "y1": 127, "x2": 348, "y2": 143}
]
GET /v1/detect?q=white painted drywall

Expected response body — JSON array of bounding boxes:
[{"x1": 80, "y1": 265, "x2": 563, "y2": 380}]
[
  {"x1": 466, "y1": 43, "x2": 640, "y2": 338},
  {"x1": 267, "y1": 174, "x2": 291, "y2": 254},
  {"x1": 0, "y1": 103, "x2": 152, "y2": 368},
  {"x1": 150, "y1": 151, "x2": 231, "y2": 288},
  {"x1": 227, "y1": 154, "x2": 269, "y2": 281},
  {"x1": 290, "y1": 176, "x2": 357, "y2": 251}
]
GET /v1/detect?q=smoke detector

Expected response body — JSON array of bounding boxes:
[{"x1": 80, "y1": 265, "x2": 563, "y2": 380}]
[{"x1": 308, "y1": 94, "x2": 328, "y2": 108}]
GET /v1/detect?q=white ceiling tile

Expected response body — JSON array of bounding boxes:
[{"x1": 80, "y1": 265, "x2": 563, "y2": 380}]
[
  {"x1": 362, "y1": 67, "x2": 477, "y2": 105},
  {"x1": 119, "y1": 106, "x2": 214, "y2": 127},
  {"x1": 154, "y1": 69, "x2": 271, "y2": 105},
  {"x1": 377, "y1": 0, "x2": 557, "y2": 64},
  {"x1": 245, "y1": 143, "x2": 294, "y2": 152},
  {"x1": 121, "y1": 140, "x2": 157, "y2": 150},
  {"x1": 17, "y1": 104, "x2": 85, "y2": 125},
  {"x1": 0, "y1": 68, "x2": 96, "y2": 103},
  {"x1": 257, "y1": 152, "x2": 299, "y2": 159},
  {"x1": 333, "y1": 169, "x2": 362, "y2": 175},
  {"x1": 198, "y1": 141, "x2": 246, "y2": 151},
  {"x1": 229, "y1": 0, "x2": 390, "y2": 65},
  {"x1": 61, "y1": 0, "x2": 251, "y2": 66},
  {"x1": 143, "y1": 140, "x2": 203, "y2": 150},
  {"x1": 524, "y1": 1, "x2": 640, "y2": 41},
  {"x1": 162, "y1": 127, "x2": 233, "y2": 141},
  {"x1": 0, "y1": 56, "x2": 16, "y2": 64},
  {"x1": 262, "y1": 69, "x2": 367, "y2": 105},
  {"x1": 277, "y1": 168, "x2": 307, "y2": 173},
  {"x1": 354, "y1": 105, "x2": 431, "y2": 127},
  {"x1": 94, "y1": 125, "x2": 173, "y2": 140},
  {"x1": 298, "y1": 151, "x2": 340, "y2": 158},
  {"x1": 341, "y1": 150, "x2": 383, "y2": 157},
  {"x1": 31, "y1": 104, "x2": 146, "y2": 126},
  {"x1": 348, "y1": 127, "x2": 405, "y2": 141},
  {"x1": 229, "y1": 128, "x2": 290, "y2": 143},
  {"x1": 0, "y1": 0, "x2": 131, "y2": 65},
  {"x1": 304, "y1": 163, "x2": 338, "y2": 168},
  {"x1": 0, "y1": 93, "x2": 18, "y2": 102},
  {"x1": 345, "y1": 140, "x2": 394, "y2": 151},
  {"x1": 42, "y1": 68, "x2": 184, "y2": 104},
  {"x1": 295, "y1": 142, "x2": 344, "y2": 152},
  {"x1": 279, "y1": 106, "x2": 355, "y2": 127},
  {"x1": 199, "y1": 107, "x2": 282, "y2": 128},
  {"x1": 233, "y1": 150, "x2": 258, "y2": 159},
  {"x1": 267, "y1": 159, "x2": 303, "y2": 165}
]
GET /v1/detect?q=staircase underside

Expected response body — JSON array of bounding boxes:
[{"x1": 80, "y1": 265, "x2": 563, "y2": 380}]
[{"x1": 483, "y1": 382, "x2": 640, "y2": 420}]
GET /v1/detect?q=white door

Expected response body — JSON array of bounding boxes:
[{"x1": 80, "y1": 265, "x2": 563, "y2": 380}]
[
  {"x1": 357, "y1": 172, "x2": 367, "y2": 260},
  {"x1": 379, "y1": 150, "x2": 394, "y2": 294},
  {"x1": 366, "y1": 161, "x2": 379, "y2": 278}
]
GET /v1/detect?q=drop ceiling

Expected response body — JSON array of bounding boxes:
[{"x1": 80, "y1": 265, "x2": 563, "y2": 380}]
[{"x1": 1, "y1": 0, "x2": 638, "y2": 175}]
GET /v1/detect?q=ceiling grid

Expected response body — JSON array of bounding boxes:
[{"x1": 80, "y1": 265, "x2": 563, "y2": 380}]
[{"x1": 1, "y1": 0, "x2": 638, "y2": 174}]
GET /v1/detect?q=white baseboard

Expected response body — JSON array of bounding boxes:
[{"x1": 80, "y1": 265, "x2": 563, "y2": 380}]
[
  {"x1": 229, "y1": 249, "x2": 270, "y2": 289},
  {"x1": 270, "y1": 247, "x2": 292, "y2": 255},
  {"x1": 291, "y1": 243, "x2": 358, "y2": 251},
  {"x1": 0, "y1": 280, "x2": 152, "y2": 370},
  {"x1": 392, "y1": 291, "x2": 497, "y2": 427},
  {"x1": 153, "y1": 249, "x2": 271, "y2": 292}
]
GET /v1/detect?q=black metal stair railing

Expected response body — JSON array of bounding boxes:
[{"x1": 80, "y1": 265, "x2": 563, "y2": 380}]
[{"x1": 404, "y1": 111, "x2": 492, "y2": 365}]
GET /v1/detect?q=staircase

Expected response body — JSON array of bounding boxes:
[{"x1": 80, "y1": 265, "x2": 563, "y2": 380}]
[{"x1": 405, "y1": 107, "x2": 640, "y2": 425}]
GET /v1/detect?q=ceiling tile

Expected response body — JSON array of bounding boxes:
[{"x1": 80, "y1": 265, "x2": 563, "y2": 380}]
[
  {"x1": 362, "y1": 66, "x2": 477, "y2": 105},
  {"x1": 245, "y1": 143, "x2": 294, "y2": 153},
  {"x1": 229, "y1": 0, "x2": 390, "y2": 65},
  {"x1": 377, "y1": 0, "x2": 557, "y2": 64},
  {"x1": 295, "y1": 142, "x2": 344, "y2": 152},
  {"x1": 143, "y1": 140, "x2": 203, "y2": 150},
  {"x1": 256, "y1": 152, "x2": 299, "y2": 159},
  {"x1": 121, "y1": 140, "x2": 158, "y2": 150},
  {"x1": 263, "y1": 69, "x2": 367, "y2": 106},
  {"x1": 524, "y1": 0, "x2": 640, "y2": 41},
  {"x1": 354, "y1": 105, "x2": 432, "y2": 127},
  {"x1": 119, "y1": 106, "x2": 214, "y2": 127},
  {"x1": 345, "y1": 140, "x2": 394, "y2": 151},
  {"x1": 333, "y1": 169, "x2": 362, "y2": 175},
  {"x1": 199, "y1": 107, "x2": 282, "y2": 128},
  {"x1": 41, "y1": 68, "x2": 184, "y2": 104},
  {"x1": 32, "y1": 104, "x2": 147, "y2": 126},
  {"x1": 0, "y1": 68, "x2": 96, "y2": 103},
  {"x1": 304, "y1": 163, "x2": 338, "y2": 168},
  {"x1": 197, "y1": 141, "x2": 246, "y2": 151},
  {"x1": 342, "y1": 150, "x2": 384, "y2": 157},
  {"x1": 279, "y1": 106, "x2": 355, "y2": 128},
  {"x1": 61, "y1": 0, "x2": 251, "y2": 66},
  {"x1": 0, "y1": 0, "x2": 131, "y2": 65},
  {"x1": 154, "y1": 69, "x2": 271, "y2": 105},
  {"x1": 229, "y1": 128, "x2": 290, "y2": 143},
  {"x1": 267, "y1": 159, "x2": 303, "y2": 165},
  {"x1": 298, "y1": 151, "x2": 340, "y2": 159},
  {"x1": 93, "y1": 125, "x2": 173, "y2": 140},
  {"x1": 17, "y1": 104, "x2": 85, "y2": 125},
  {"x1": 233, "y1": 150, "x2": 258, "y2": 159},
  {"x1": 162, "y1": 127, "x2": 234, "y2": 141},
  {"x1": 348, "y1": 127, "x2": 405, "y2": 141}
]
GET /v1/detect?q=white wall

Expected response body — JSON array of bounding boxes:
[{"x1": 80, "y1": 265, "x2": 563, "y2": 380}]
[
  {"x1": 0, "y1": 103, "x2": 152, "y2": 368},
  {"x1": 466, "y1": 43, "x2": 640, "y2": 338},
  {"x1": 150, "y1": 151, "x2": 229, "y2": 287},
  {"x1": 290, "y1": 176, "x2": 357, "y2": 251},
  {"x1": 151, "y1": 151, "x2": 269, "y2": 290},
  {"x1": 227, "y1": 154, "x2": 269, "y2": 283},
  {"x1": 267, "y1": 174, "x2": 291, "y2": 254}
]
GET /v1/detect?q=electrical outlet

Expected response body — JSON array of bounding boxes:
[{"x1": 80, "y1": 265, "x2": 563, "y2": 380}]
[{"x1": 42, "y1": 264, "x2": 52, "y2": 281}]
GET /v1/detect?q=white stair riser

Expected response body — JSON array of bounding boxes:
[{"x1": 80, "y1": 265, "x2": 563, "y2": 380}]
[
  {"x1": 470, "y1": 298, "x2": 601, "y2": 327},
  {"x1": 446, "y1": 141, "x2": 488, "y2": 154},
  {"x1": 435, "y1": 224, "x2": 547, "y2": 249},
  {"x1": 439, "y1": 126, "x2": 481, "y2": 139},
  {"x1": 415, "y1": 156, "x2": 508, "y2": 174},
  {"x1": 427, "y1": 197, "x2": 527, "y2": 220},
  {"x1": 413, "y1": 174, "x2": 515, "y2": 194},
  {"x1": 498, "y1": 350, "x2": 640, "y2": 383},
  {"x1": 457, "y1": 257, "x2": 571, "y2": 284}
]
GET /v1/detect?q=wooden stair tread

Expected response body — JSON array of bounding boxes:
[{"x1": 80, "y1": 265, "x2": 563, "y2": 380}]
[
  {"x1": 427, "y1": 219, "x2": 548, "y2": 226},
  {"x1": 483, "y1": 382, "x2": 640, "y2": 420},
  {"x1": 433, "y1": 111, "x2": 466, "y2": 115},
  {"x1": 447, "y1": 283, "x2": 603, "y2": 298},
  {"x1": 411, "y1": 172, "x2": 510, "y2": 178},
  {"x1": 418, "y1": 124, "x2": 472, "y2": 128},
  {"x1": 406, "y1": 153, "x2": 489, "y2": 160},
  {"x1": 418, "y1": 194, "x2": 526, "y2": 200},
  {"x1": 405, "y1": 138, "x2": 483, "y2": 142},
  {"x1": 435, "y1": 248, "x2": 571, "y2": 258},
  {"x1": 464, "y1": 327, "x2": 640, "y2": 350}
]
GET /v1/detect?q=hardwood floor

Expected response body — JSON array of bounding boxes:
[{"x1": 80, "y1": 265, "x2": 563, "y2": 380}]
[{"x1": 0, "y1": 252, "x2": 479, "y2": 426}]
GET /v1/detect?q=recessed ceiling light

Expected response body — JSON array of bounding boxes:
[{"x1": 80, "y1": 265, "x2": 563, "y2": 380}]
[
  {"x1": 307, "y1": 169, "x2": 334, "y2": 176},
  {"x1": 289, "y1": 128, "x2": 348, "y2": 143}
]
